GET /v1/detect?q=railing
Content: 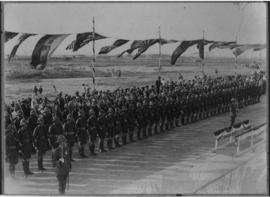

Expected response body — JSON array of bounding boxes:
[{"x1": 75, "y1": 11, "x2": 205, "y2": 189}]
[
  {"x1": 213, "y1": 120, "x2": 250, "y2": 152},
  {"x1": 235, "y1": 122, "x2": 266, "y2": 154}
]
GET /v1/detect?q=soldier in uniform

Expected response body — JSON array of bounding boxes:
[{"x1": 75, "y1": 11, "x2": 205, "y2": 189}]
[
  {"x1": 114, "y1": 107, "x2": 122, "y2": 147},
  {"x1": 135, "y1": 102, "x2": 143, "y2": 140},
  {"x1": 106, "y1": 108, "x2": 116, "y2": 150},
  {"x1": 18, "y1": 119, "x2": 34, "y2": 176},
  {"x1": 87, "y1": 108, "x2": 98, "y2": 155},
  {"x1": 53, "y1": 135, "x2": 71, "y2": 194},
  {"x1": 230, "y1": 98, "x2": 238, "y2": 127},
  {"x1": 127, "y1": 104, "x2": 136, "y2": 142},
  {"x1": 33, "y1": 117, "x2": 48, "y2": 171},
  {"x1": 63, "y1": 114, "x2": 76, "y2": 161},
  {"x1": 97, "y1": 109, "x2": 108, "y2": 152},
  {"x1": 5, "y1": 121, "x2": 19, "y2": 177},
  {"x1": 49, "y1": 116, "x2": 64, "y2": 166},
  {"x1": 76, "y1": 110, "x2": 89, "y2": 157}
]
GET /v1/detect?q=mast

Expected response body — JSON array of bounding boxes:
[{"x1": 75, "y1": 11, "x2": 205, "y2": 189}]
[
  {"x1": 234, "y1": 34, "x2": 238, "y2": 72},
  {"x1": 201, "y1": 30, "x2": 205, "y2": 74},
  {"x1": 158, "y1": 26, "x2": 161, "y2": 76},
  {"x1": 92, "y1": 17, "x2": 96, "y2": 90}
]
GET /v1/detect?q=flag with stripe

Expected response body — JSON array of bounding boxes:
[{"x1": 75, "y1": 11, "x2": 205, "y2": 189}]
[
  {"x1": 208, "y1": 41, "x2": 237, "y2": 51},
  {"x1": 171, "y1": 39, "x2": 202, "y2": 65},
  {"x1": 233, "y1": 44, "x2": 254, "y2": 57},
  {"x1": 31, "y1": 34, "x2": 69, "y2": 69},
  {"x1": 99, "y1": 39, "x2": 129, "y2": 54},
  {"x1": 70, "y1": 32, "x2": 106, "y2": 52},
  {"x1": 133, "y1": 39, "x2": 160, "y2": 60},
  {"x1": 253, "y1": 44, "x2": 266, "y2": 51},
  {"x1": 159, "y1": 39, "x2": 179, "y2": 45},
  {"x1": 118, "y1": 40, "x2": 144, "y2": 57},
  {"x1": 9, "y1": 33, "x2": 36, "y2": 62},
  {"x1": 66, "y1": 40, "x2": 76, "y2": 50},
  {"x1": 5, "y1": 31, "x2": 18, "y2": 43}
]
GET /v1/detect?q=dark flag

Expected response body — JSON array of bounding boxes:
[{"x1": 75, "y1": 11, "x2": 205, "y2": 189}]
[
  {"x1": 209, "y1": 41, "x2": 237, "y2": 51},
  {"x1": 159, "y1": 39, "x2": 179, "y2": 45},
  {"x1": 66, "y1": 40, "x2": 76, "y2": 50},
  {"x1": 118, "y1": 40, "x2": 144, "y2": 57},
  {"x1": 9, "y1": 33, "x2": 36, "y2": 62},
  {"x1": 133, "y1": 39, "x2": 159, "y2": 60},
  {"x1": 233, "y1": 44, "x2": 255, "y2": 57},
  {"x1": 31, "y1": 34, "x2": 69, "y2": 69},
  {"x1": 5, "y1": 31, "x2": 18, "y2": 43},
  {"x1": 197, "y1": 40, "x2": 205, "y2": 59},
  {"x1": 253, "y1": 44, "x2": 266, "y2": 51},
  {"x1": 71, "y1": 32, "x2": 106, "y2": 51},
  {"x1": 171, "y1": 39, "x2": 202, "y2": 65},
  {"x1": 98, "y1": 39, "x2": 129, "y2": 54}
]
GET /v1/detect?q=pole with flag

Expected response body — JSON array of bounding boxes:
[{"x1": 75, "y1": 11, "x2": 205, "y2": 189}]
[
  {"x1": 158, "y1": 26, "x2": 161, "y2": 76},
  {"x1": 234, "y1": 34, "x2": 238, "y2": 71},
  {"x1": 201, "y1": 30, "x2": 205, "y2": 74},
  {"x1": 91, "y1": 17, "x2": 96, "y2": 90}
]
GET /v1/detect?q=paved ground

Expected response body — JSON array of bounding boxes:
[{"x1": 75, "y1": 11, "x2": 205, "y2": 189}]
[{"x1": 3, "y1": 96, "x2": 267, "y2": 195}]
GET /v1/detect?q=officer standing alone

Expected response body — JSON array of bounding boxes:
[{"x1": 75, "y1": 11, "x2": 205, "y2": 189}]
[{"x1": 53, "y1": 135, "x2": 71, "y2": 194}]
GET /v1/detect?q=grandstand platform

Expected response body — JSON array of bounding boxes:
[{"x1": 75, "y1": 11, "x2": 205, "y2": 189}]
[{"x1": 4, "y1": 95, "x2": 267, "y2": 195}]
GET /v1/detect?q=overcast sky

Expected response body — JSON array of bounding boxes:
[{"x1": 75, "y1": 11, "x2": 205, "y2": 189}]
[{"x1": 4, "y1": 2, "x2": 267, "y2": 58}]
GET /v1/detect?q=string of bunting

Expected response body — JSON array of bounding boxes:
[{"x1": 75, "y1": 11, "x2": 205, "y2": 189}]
[{"x1": 4, "y1": 30, "x2": 266, "y2": 69}]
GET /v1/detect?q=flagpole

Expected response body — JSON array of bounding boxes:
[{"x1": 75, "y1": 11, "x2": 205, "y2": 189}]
[
  {"x1": 158, "y1": 26, "x2": 161, "y2": 76},
  {"x1": 201, "y1": 30, "x2": 205, "y2": 74},
  {"x1": 234, "y1": 34, "x2": 238, "y2": 72},
  {"x1": 92, "y1": 17, "x2": 96, "y2": 90}
]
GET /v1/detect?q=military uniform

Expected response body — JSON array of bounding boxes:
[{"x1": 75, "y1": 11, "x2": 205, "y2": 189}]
[
  {"x1": 53, "y1": 135, "x2": 71, "y2": 194},
  {"x1": 18, "y1": 119, "x2": 34, "y2": 176},
  {"x1": 87, "y1": 109, "x2": 98, "y2": 155},
  {"x1": 97, "y1": 110, "x2": 108, "y2": 152},
  {"x1": 76, "y1": 110, "x2": 89, "y2": 157},
  {"x1": 106, "y1": 108, "x2": 116, "y2": 150},
  {"x1": 5, "y1": 124, "x2": 19, "y2": 177},
  {"x1": 33, "y1": 118, "x2": 48, "y2": 171},
  {"x1": 63, "y1": 114, "x2": 76, "y2": 160}
]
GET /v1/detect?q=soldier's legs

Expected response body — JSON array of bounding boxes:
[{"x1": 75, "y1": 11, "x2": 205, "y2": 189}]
[
  {"x1": 89, "y1": 135, "x2": 97, "y2": 156},
  {"x1": 99, "y1": 137, "x2": 107, "y2": 153},
  {"x1": 137, "y1": 127, "x2": 142, "y2": 140},
  {"x1": 68, "y1": 144, "x2": 75, "y2": 161},
  {"x1": 114, "y1": 133, "x2": 121, "y2": 147},
  {"x1": 78, "y1": 141, "x2": 87, "y2": 158},
  {"x1": 148, "y1": 123, "x2": 153, "y2": 136},
  {"x1": 129, "y1": 128, "x2": 135, "y2": 142},
  {"x1": 107, "y1": 130, "x2": 114, "y2": 150},
  {"x1": 57, "y1": 175, "x2": 67, "y2": 194},
  {"x1": 38, "y1": 151, "x2": 46, "y2": 171},
  {"x1": 154, "y1": 121, "x2": 159, "y2": 133},
  {"x1": 9, "y1": 164, "x2": 15, "y2": 177},
  {"x1": 121, "y1": 129, "x2": 128, "y2": 145},
  {"x1": 142, "y1": 126, "x2": 147, "y2": 138}
]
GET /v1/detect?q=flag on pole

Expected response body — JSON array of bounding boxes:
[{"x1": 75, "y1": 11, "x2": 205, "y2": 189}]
[
  {"x1": 159, "y1": 39, "x2": 179, "y2": 45},
  {"x1": 233, "y1": 44, "x2": 255, "y2": 57},
  {"x1": 5, "y1": 31, "x2": 18, "y2": 43},
  {"x1": 99, "y1": 39, "x2": 129, "y2": 54},
  {"x1": 197, "y1": 40, "x2": 205, "y2": 59},
  {"x1": 171, "y1": 39, "x2": 202, "y2": 65},
  {"x1": 118, "y1": 40, "x2": 144, "y2": 57},
  {"x1": 69, "y1": 32, "x2": 106, "y2": 51},
  {"x1": 31, "y1": 34, "x2": 69, "y2": 69},
  {"x1": 66, "y1": 40, "x2": 76, "y2": 50},
  {"x1": 252, "y1": 44, "x2": 266, "y2": 51},
  {"x1": 133, "y1": 39, "x2": 159, "y2": 60},
  {"x1": 208, "y1": 41, "x2": 237, "y2": 51},
  {"x1": 9, "y1": 33, "x2": 36, "y2": 61}
]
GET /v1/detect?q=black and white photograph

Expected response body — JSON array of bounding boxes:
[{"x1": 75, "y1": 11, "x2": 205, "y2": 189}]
[{"x1": 2, "y1": 2, "x2": 268, "y2": 195}]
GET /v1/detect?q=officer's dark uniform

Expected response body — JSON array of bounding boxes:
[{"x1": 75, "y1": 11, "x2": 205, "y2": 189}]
[
  {"x1": 87, "y1": 109, "x2": 98, "y2": 155},
  {"x1": 230, "y1": 98, "x2": 238, "y2": 127},
  {"x1": 33, "y1": 118, "x2": 48, "y2": 171},
  {"x1": 49, "y1": 116, "x2": 64, "y2": 166},
  {"x1": 53, "y1": 135, "x2": 71, "y2": 194},
  {"x1": 120, "y1": 106, "x2": 129, "y2": 144},
  {"x1": 18, "y1": 119, "x2": 34, "y2": 176},
  {"x1": 76, "y1": 110, "x2": 89, "y2": 157},
  {"x1": 106, "y1": 108, "x2": 115, "y2": 150},
  {"x1": 97, "y1": 110, "x2": 107, "y2": 152},
  {"x1": 5, "y1": 123, "x2": 19, "y2": 177},
  {"x1": 63, "y1": 114, "x2": 76, "y2": 160},
  {"x1": 114, "y1": 108, "x2": 122, "y2": 147},
  {"x1": 127, "y1": 104, "x2": 136, "y2": 142},
  {"x1": 135, "y1": 103, "x2": 144, "y2": 139}
]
